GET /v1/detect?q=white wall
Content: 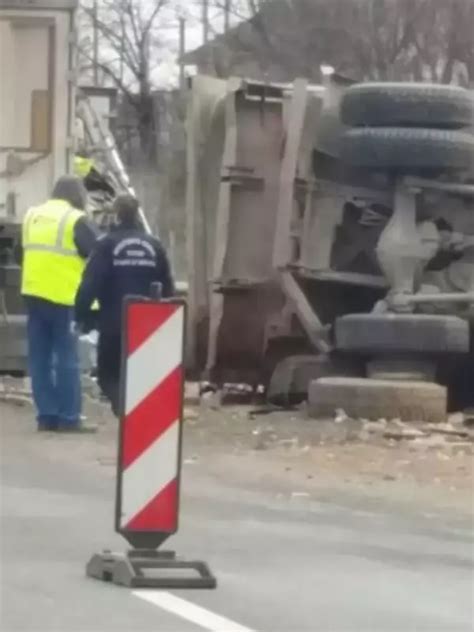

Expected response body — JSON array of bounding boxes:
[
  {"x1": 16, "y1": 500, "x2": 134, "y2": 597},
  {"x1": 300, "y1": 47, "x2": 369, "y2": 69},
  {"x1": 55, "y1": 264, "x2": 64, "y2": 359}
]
[{"x1": 0, "y1": 9, "x2": 74, "y2": 219}]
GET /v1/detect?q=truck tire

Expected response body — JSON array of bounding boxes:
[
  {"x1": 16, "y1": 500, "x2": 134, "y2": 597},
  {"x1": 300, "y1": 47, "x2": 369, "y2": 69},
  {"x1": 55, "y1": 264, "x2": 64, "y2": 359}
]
[
  {"x1": 308, "y1": 377, "x2": 447, "y2": 423},
  {"x1": 335, "y1": 313, "x2": 469, "y2": 354},
  {"x1": 267, "y1": 354, "x2": 361, "y2": 407},
  {"x1": 340, "y1": 127, "x2": 474, "y2": 172},
  {"x1": 366, "y1": 359, "x2": 436, "y2": 382},
  {"x1": 340, "y1": 83, "x2": 474, "y2": 129}
]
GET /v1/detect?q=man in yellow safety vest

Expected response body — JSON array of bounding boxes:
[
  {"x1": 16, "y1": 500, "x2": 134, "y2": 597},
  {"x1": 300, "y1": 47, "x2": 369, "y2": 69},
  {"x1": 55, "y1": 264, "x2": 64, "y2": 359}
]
[{"x1": 21, "y1": 176, "x2": 98, "y2": 431}]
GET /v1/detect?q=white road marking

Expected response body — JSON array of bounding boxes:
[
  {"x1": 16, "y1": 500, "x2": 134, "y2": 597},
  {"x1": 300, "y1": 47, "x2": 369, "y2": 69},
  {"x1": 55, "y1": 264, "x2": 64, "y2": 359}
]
[{"x1": 133, "y1": 590, "x2": 256, "y2": 632}]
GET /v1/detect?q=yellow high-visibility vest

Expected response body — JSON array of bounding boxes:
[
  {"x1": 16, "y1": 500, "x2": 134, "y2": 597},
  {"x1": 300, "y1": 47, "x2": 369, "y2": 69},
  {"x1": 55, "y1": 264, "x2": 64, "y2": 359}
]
[
  {"x1": 74, "y1": 156, "x2": 94, "y2": 179},
  {"x1": 21, "y1": 200, "x2": 87, "y2": 306}
]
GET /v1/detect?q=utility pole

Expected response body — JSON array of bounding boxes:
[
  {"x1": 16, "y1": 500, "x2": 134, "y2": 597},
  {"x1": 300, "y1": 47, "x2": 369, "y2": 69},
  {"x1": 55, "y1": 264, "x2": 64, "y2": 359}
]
[
  {"x1": 179, "y1": 16, "x2": 186, "y2": 95},
  {"x1": 202, "y1": 0, "x2": 211, "y2": 73},
  {"x1": 224, "y1": 0, "x2": 230, "y2": 33},
  {"x1": 202, "y1": 0, "x2": 209, "y2": 44},
  {"x1": 92, "y1": 0, "x2": 99, "y2": 86},
  {"x1": 119, "y1": 2, "x2": 125, "y2": 85}
]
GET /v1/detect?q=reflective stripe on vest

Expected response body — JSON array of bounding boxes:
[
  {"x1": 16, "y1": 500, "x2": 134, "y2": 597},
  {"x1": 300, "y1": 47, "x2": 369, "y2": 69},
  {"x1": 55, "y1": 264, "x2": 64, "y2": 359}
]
[
  {"x1": 21, "y1": 200, "x2": 86, "y2": 306},
  {"x1": 23, "y1": 206, "x2": 79, "y2": 257}
]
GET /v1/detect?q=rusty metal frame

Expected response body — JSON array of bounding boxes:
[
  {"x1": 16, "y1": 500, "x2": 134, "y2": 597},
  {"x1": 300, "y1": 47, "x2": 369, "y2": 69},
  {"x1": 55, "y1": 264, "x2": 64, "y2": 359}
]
[
  {"x1": 279, "y1": 271, "x2": 330, "y2": 353},
  {"x1": 206, "y1": 79, "x2": 240, "y2": 374},
  {"x1": 273, "y1": 79, "x2": 309, "y2": 270},
  {"x1": 185, "y1": 75, "x2": 403, "y2": 382},
  {"x1": 205, "y1": 78, "x2": 290, "y2": 378}
]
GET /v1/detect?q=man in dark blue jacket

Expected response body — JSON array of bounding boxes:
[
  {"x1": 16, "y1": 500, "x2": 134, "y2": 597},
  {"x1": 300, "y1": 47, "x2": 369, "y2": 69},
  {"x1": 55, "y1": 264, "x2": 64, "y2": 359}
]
[{"x1": 75, "y1": 194, "x2": 174, "y2": 415}]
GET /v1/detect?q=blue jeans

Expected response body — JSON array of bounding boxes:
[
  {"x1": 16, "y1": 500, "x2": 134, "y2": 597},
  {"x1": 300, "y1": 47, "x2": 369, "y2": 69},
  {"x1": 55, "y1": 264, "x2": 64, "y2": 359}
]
[{"x1": 25, "y1": 297, "x2": 81, "y2": 428}]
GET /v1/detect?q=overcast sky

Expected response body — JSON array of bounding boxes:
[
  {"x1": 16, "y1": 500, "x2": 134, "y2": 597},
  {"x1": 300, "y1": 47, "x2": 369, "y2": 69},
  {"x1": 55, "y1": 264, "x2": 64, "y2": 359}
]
[
  {"x1": 79, "y1": 0, "x2": 244, "y2": 88},
  {"x1": 151, "y1": 1, "x2": 220, "y2": 86},
  {"x1": 152, "y1": 0, "x2": 246, "y2": 87}
]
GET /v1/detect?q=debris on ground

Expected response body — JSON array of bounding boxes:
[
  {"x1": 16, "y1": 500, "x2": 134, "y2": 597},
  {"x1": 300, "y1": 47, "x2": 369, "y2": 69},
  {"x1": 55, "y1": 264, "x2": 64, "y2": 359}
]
[
  {"x1": 0, "y1": 377, "x2": 33, "y2": 407},
  {"x1": 1, "y1": 380, "x2": 472, "y2": 519},
  {"x1": 424, "y1": 422, "x2": 470, "y2": 438},
  {"x1": 2, "y1": 377, "x2": 473, "y2": 451},
  {"x1": 383, "y1": 426, "x2": 426, "y2": 440},
  {"x1": 0, "y1": 393, "x2": 32, "y2": 407},
  {"x1": 183, "y1": 407, "x2": 199, "y2": 421}
]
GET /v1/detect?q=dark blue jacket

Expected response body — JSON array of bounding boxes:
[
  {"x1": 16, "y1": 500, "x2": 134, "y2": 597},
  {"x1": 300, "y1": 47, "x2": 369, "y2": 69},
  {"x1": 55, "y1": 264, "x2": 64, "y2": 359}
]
[{"x1": 75, "y1": 225, "x2": 174, "y2": 335}]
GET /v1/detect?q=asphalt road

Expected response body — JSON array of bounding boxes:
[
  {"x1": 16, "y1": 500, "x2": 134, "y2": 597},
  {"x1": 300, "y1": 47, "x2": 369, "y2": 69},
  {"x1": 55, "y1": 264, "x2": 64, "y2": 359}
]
[{"x1": 1, "y1": 407, "x2": 473, "y2": 632}]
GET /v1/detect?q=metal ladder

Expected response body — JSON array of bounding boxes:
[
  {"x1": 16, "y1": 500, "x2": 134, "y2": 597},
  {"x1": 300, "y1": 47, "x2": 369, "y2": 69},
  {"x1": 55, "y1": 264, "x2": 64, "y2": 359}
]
[{"x1": 76, "y1": 97, "x2": 152, "y2": 235}]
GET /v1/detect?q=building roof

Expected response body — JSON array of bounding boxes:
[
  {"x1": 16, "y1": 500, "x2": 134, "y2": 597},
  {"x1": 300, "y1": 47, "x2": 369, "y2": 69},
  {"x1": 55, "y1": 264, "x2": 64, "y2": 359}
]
[
  {"x1": 181, "y1": 0, "x2": 296, "y2": 65},
  {"x1": 180, "y1": 0, "x2": 361, "y2": 83},
  {"x1": 181, "y1": 16, "x2": 261, "y2": 65}
]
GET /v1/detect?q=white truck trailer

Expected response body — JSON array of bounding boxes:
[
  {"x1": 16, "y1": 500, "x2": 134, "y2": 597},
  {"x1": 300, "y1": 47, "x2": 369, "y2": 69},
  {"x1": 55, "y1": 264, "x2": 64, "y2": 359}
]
[{"x1": 0, "y1": 0, "x2": 76, "y2": 218}]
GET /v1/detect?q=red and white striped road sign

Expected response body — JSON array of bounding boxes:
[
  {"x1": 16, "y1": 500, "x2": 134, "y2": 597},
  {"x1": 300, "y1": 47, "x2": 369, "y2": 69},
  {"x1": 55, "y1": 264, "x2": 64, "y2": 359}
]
[{"x1": 116, "y1": 300, "x2": 185, "y2": 538}]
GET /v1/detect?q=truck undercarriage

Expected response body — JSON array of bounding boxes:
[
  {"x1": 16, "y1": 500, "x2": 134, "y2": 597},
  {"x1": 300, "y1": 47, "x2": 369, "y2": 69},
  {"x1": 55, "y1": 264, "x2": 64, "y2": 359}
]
[{"x1": 186, "y1": 75, "x2": 474, "y2": 413}]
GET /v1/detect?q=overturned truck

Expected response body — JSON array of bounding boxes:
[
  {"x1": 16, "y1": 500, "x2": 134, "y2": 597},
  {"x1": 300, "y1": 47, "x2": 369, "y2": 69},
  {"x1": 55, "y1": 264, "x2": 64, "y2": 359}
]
[{"x1": 186, "y1": 75, "x2": 474, "y2": 419}]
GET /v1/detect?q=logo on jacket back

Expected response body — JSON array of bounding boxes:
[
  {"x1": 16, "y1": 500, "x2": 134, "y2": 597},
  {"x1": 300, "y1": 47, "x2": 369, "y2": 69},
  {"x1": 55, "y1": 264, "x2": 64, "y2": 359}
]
[{"x1": 113, "y1": 238, "x2": 156, "y2": 268}]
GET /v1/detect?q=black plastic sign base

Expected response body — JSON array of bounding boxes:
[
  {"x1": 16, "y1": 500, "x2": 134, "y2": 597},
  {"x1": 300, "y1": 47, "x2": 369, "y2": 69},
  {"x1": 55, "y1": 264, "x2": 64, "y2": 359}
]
[{"x1": 86, "y1": 549, "x2": 217, "y2": 589}]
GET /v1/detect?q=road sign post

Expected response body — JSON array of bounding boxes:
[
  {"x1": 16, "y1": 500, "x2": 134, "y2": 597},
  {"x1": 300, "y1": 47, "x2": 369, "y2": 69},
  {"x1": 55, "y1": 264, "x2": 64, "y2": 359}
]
[{"x1": 86, "y1": 297, "x2": 216, "y2": 589}]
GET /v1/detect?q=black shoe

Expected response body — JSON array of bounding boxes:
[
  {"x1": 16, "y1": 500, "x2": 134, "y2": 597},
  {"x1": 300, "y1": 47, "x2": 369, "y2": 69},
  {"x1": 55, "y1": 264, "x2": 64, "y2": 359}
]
[
  {"x1": 37, "y1": 422, "x2": 59, "y2": 432},
  {"x1": 37, "y1": 416, "x2": 59, "y2": 432}
]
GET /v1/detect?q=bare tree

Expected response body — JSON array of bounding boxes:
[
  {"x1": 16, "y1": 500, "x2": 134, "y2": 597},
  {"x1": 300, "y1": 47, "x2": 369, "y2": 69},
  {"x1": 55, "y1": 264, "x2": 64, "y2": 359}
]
[
  {"x1": 206, "y1": 0, "x2": 474, "y2": 85},
  {"x1": 394, "y1": 0, "x2": 474, "y2": 84},
  {"x1": 80, "y1": 0, "x2": 172, "y2": 160}
]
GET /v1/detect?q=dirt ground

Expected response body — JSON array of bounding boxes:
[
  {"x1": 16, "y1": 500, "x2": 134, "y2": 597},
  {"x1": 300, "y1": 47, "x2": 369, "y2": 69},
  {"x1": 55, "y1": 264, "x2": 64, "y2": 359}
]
[
  {"x1": 1, "y1": 378, "x2": 473, "y2": 524},
  {"x1": 182, "y1": 401, "x2": 474, "y2": 520}
]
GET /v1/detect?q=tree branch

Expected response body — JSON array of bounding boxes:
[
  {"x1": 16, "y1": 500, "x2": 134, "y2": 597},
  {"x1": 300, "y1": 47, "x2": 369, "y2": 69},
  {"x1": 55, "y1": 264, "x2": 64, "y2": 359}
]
[
  {"x1": 82, "y1": 6, "x2": 140, "y2": 73},
  {"x1": 143, "y1": 0, "x2": 167, "y2": 37}
]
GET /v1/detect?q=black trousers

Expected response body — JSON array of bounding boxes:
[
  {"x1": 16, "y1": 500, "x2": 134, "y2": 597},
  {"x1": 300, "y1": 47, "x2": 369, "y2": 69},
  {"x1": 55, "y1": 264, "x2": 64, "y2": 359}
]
[{"x1": 97, "y1": 333, "x2": 121, "y2": 417}]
